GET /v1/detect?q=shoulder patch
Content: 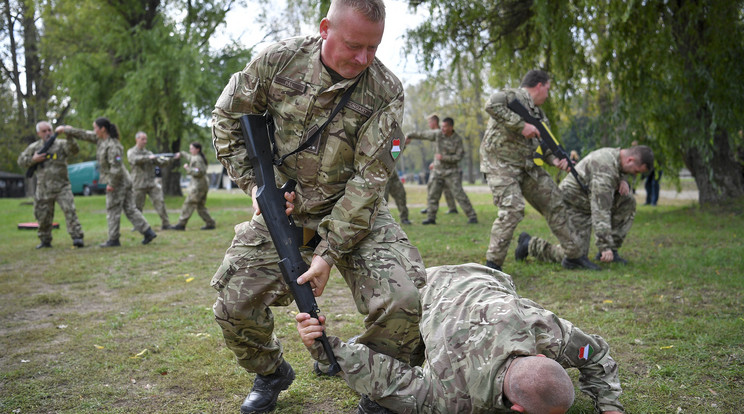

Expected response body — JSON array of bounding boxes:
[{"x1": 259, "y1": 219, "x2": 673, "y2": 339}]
[{"x1": 274, "y1": 76, "x2": 306, "y2": 93}]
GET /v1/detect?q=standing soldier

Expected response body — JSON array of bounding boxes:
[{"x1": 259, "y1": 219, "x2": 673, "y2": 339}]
[
  {"x1": 480, "y1": 70, "x2": 598, "y2": 272},
  {"x1": 127, "y1": 131, "x2": 176, "y2": 230},
  {"x1": 407, "y1": 117, "x2": 478, "y2": 225},
  {"x1": 516, "y1": 146, "x2": 653, "y2": 266},
  {"x1": 18, "y1": 121, "x2": 85, "y2": 249},
  {"x1": 171, "y1": 142, "x2": 215, "y2": 231},
  {"x1": 56, "y1": 118, "x2": 157, "y2": 247},
  {"x1": 384, "y1": 170, "x2": 411, "y2": 224},
  {"x1": 419, "y1": 113, "x2": 458, "y2": 215},
  {"x1": 210, "y1": 1, "x2": 427, "y2": 412}
]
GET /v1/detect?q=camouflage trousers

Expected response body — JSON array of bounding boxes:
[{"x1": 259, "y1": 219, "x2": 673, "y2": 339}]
[
  {"x1": 529, "y1": 193, "x2": 637, "y2": 262},
  {"x1": 133, "y1": 184, "x2": 170, "y2": 227},
  {"x1": 485, "y1": 166, "x2": 580, "y2": 266},
  {"x1": 107, "y1": 182, "x2": 150, "y2": 241},
  {"x1": 426, "y1": 169, "x2": 477, "y2": 221},
  {"x1": 427, "y1": 171, "x2": 457, "y2": 212},
  {"x1": 211, "y1": 206, "x2": 427, "y2": 375},
  {"x1": 384, "y1": 170, "x2": 409, "y2": 221},
  {"x1": 176, "y1": 188, "x2": 214, "y2": 227},
  {"x1": 34, "y1": 184, "x2": 84, "y2": 244}
]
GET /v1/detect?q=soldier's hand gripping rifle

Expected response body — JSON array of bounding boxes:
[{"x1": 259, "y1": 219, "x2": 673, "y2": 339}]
[
  {"x1": 239, "y1": 113, "x2": 342, "y2": 377},
  {"x1": 507, "y1": 99, "x2": 589, "y2": 194},
  {"x1": 26, "y1": 133, "x2": 58, "y2": 178}
]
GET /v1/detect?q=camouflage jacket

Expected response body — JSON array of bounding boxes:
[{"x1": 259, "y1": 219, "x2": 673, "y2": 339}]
[
  {"x1": 480, "y1": 87, "x2": 558, "y2": 178},
  {"x1": 66, "y1": 128, "x2": 131, "y2": 189},
  {"x1": 18, "y1": 137, "x2": 79, "y2": 197},
  {"x1": 316, "y1": 264, "x2": 624, "y2": 413},
  {"x1": 212, "y1": 35, "x2": 405, "y2": 266},
  {"x1": 180, "y1": 151, "x2": 209, "y2": 195},
  {"x1": 127, "y1": 146, "x2": 171, "y2": 189},
  {"x1": 407, "y1": 129, "x2": 464, "y2": 174},
  {"x1": 561, "y1": 147, "x2": 625, "y2": 251}
]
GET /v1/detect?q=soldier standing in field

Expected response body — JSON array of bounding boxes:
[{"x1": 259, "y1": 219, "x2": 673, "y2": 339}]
[
  {"x1": 384, "y1": 169, "x2": 411, "y2": 224},
  {"x1": 17, "y1": 121, "x2": 85, "y2": 249},
  {"x1": 297, "y1": 263, "x2": 625, "y2": 414},
  {"x1": 481, "y1": 70, "x2": 598, "y2": 272},
  {"x1": 209, "y1": 1, "x2": 427, "y2": 413},
  {"x1": 170, "y1": 142, "x2": 215, "y2": 231},
  {"x1": 56, "y1": 118, "x2": 157, "y2": 247},
  {"x1": 127, "y1": 131, "x2": 177, "y2": 230},
  {"x1": 419, "y1": 113, "x2": 458, "y2": 215},
  {"x1": 516, "y1": 146, "x2": 653, "y2": 267},
  {"x1": 406, "y1": 117, "x2": 478, "y2": 225}
]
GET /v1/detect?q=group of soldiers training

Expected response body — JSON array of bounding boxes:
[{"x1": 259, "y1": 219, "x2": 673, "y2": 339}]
[
  {"x1": 17, "y1": 1, "x2": 652, "y2": 413},
  {"x1": 18, "y1": 119, "x2": 215, "y2": 249}
]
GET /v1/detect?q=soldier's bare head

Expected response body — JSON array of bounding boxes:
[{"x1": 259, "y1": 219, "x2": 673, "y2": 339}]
[
  {"x1": 320, "y1": 0, "x2": 385, "y2": 79},
  {"x1": 521, "y1": 70, "x2": 551, "y2": 106},
  {"x1": 504, "y1": 355, "x2": 575, "y2": 414},
  {"x1": 441, "y1": 117, "x2": 454, "y2": 136},
  {"x1": 627, "y1": 145, "x2": 654, "y2": 171},
  {"x1": 36, "y1": 121, "x2": 53, "y2": 140},
  {"x1": 135, "y1": 131, "x2": 148, "y2": 148},
  {"x1": 427, "y1": 114, "x2": 440, "y2": 129}
]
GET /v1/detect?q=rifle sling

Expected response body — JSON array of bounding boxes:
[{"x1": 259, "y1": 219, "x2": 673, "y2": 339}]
[{"x1": 273, "y1": 78, "x2": 360, "y2": 166}]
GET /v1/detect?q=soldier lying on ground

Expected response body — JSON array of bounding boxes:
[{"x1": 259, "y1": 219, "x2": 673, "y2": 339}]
[{"x1": 297, "y1": 263, "x2": 624, "y2": 414}]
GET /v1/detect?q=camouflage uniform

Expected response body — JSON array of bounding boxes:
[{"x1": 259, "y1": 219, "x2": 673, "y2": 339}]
[
  {"x1": 528, "y1": 148, "x2": 637, "y2": 262},
  {"x1": 384, "y1": 170, "x2": 409, "y2": 222},
  {"x1": 175, "y1": 151, "x2": 215, "y2": 228},
  {"x1": 310, "y1": 263, "x2": 624, "y2": 413},
  {"x1": 17, "y1": 137, "x2": 84, "y2": 245},
  {"x1": 480, "y1": 87, "x2": 581, "y2": 266},
  {"x1": 66, "y1": 129, "x2": 151, "y2": 240},
  {"x1": 210, "y1": 35, "x2": 427, "y2": 375},
  {"x1": 127, "y1": 146, "x2": 171, "y2": 227},
  {"x1": 425, "y1": 161, "x2": 457, "y2": 212},
  {"x1": 407, "y1": 129, "x2": 477, "y2": 221}
]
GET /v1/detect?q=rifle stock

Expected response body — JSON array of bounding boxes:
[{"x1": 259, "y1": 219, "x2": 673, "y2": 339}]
[
  {"x1": 26, "y1": 133, "x2": 58, "y2": 178},
  {"x1": 506, "y1": 99, "x2": 589, "y2": 194},
  {"x1": 239, "y1": 114, "x2": 341, "y2": 376}
]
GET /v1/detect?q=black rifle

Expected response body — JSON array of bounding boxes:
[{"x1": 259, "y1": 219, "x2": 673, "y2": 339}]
[
  {"x1": 507, "y1": 99, "x2": 589, "y2": 194},
  {"x1": 153, "y1": 153, "x2": 176, "y2": 159},
  {"x1": 26, "y1": 133, "x2": 58, "y2": 178},
  {"x1": 239, "y1": 113, "x2": 341, "y2": 376}
]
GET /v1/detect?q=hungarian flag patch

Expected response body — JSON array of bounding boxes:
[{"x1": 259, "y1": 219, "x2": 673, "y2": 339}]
[
  {"x1": 391, "y1": 138, "x2": 401, "y2": 159},
  {"x1": 579, "y1": 344, "x2": 594, "y2": 360}
]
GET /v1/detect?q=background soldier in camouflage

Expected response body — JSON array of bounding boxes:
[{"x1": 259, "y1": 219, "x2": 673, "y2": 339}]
[
  {"x1": 517, "y1": 146, "x2": 653, "y2": 266},
  {"x1": 56, "y1": 118, "x2": 157, "y2": 247},
  {"x1": 384, "y1": 170, "x2": 411, "y2": 224},
  {"x1": 419, "y1": 114, "x2": 457, "y2": 215},
  {"x1": 127, "y1": 131, "x2": 176, "y2": 230},
  {"x1": 297, "y1": 263, "x2": 625, "y2": 414},
  {"x1": 18, "y1": 121, "x2": 85, "y2": 249},
  {"x1": 171, "y1": 142, "x2": 215, "y2": 230},
  {"x1": 480, "y1": 70, "x2": 598, "y2": 272},
  {"x1": 406, "y1": 117, "x2": 478, "y2": 225},
  {"x1": 210, "y1": 1, "x2": 426, "y2": 412}
]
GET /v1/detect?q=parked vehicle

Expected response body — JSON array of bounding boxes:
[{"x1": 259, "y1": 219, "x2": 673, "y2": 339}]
[{"x1": 67, "y1": 161, "x2": 106, "y2": 196}]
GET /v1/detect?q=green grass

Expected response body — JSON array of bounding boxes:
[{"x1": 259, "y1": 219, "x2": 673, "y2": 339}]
[{"x1": 1, "y1": 185, "x2": 742, "y2": 413}]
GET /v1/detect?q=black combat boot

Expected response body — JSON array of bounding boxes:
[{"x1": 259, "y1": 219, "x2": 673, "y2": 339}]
[
  {"x1": 562, "y1": 255, "x2": 601, "y2": 270},
  {"x1": 200, "y1": 223, "x2": 216, "y2": 230},
  {"x1": 467, "y1": 217, "x2": 478, "y2": 224},
  {"x1": 171, "y1": 223, "x2": 186, "y2": 231},
  {"x1": 100, "y1": 239, "x2": 121, "y2": 248},
  {"x1": 36, "y1": 241, "x2": 52, "y2": 249},
  {"x1": 446, "y1": 209, "x2": 458, "y2": 214},
  {"x1": 400, "y1": 218, "x2": 412, "y2": 225},
  {"x1": 357, "y1": 395, "x2": 393, "y2": 414},
  {"x1": 485, "y1": 260, "x2": 502, "y2": 272},
  {"x1": 514, "y1": 232, "x2": 531, "y2": 261},
  {"x1": 422, "y1": 219, "x2": 436, "y2": 225},
  {"x1": 420, "y1": 208, "x2": 428, "y2": 214},
  {"x1": 240, "y1": 360, "x2": 295, "y2": 414},
  {"x1": 142, "y1": 227, "x2": 157, "y2": 245},
  {"x1": 72, "y1": 238, "x2": 84, "y2": 248},
  {"x1": 595, "y1": 249, "x2": 628, "y2": 265}
]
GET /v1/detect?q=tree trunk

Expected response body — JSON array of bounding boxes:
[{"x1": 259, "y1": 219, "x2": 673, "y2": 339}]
[
  {"x1": 684, "y1": 129, "x2": 744, "y2": 205},
  {"x1": 161, "y1": 164, "x2": 182, "y2": 196}
]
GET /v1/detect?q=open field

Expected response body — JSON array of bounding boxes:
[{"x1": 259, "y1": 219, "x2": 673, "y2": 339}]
[{"x1": 1, "y1": 184, "x2": 743, "y2": 413}]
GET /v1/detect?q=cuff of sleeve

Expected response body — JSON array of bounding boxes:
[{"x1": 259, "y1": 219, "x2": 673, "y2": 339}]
[{"x1": 313, "y1": 239, "x2": 337, "y2": 268}]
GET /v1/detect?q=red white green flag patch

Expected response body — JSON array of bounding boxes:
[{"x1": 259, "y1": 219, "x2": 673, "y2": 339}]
[
  {"x1": 579, "y1": 344, "x2": 594, "y2": 360},
  {"x1": 391, "y1": 138, "x2": 401, "y2": 159}
]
